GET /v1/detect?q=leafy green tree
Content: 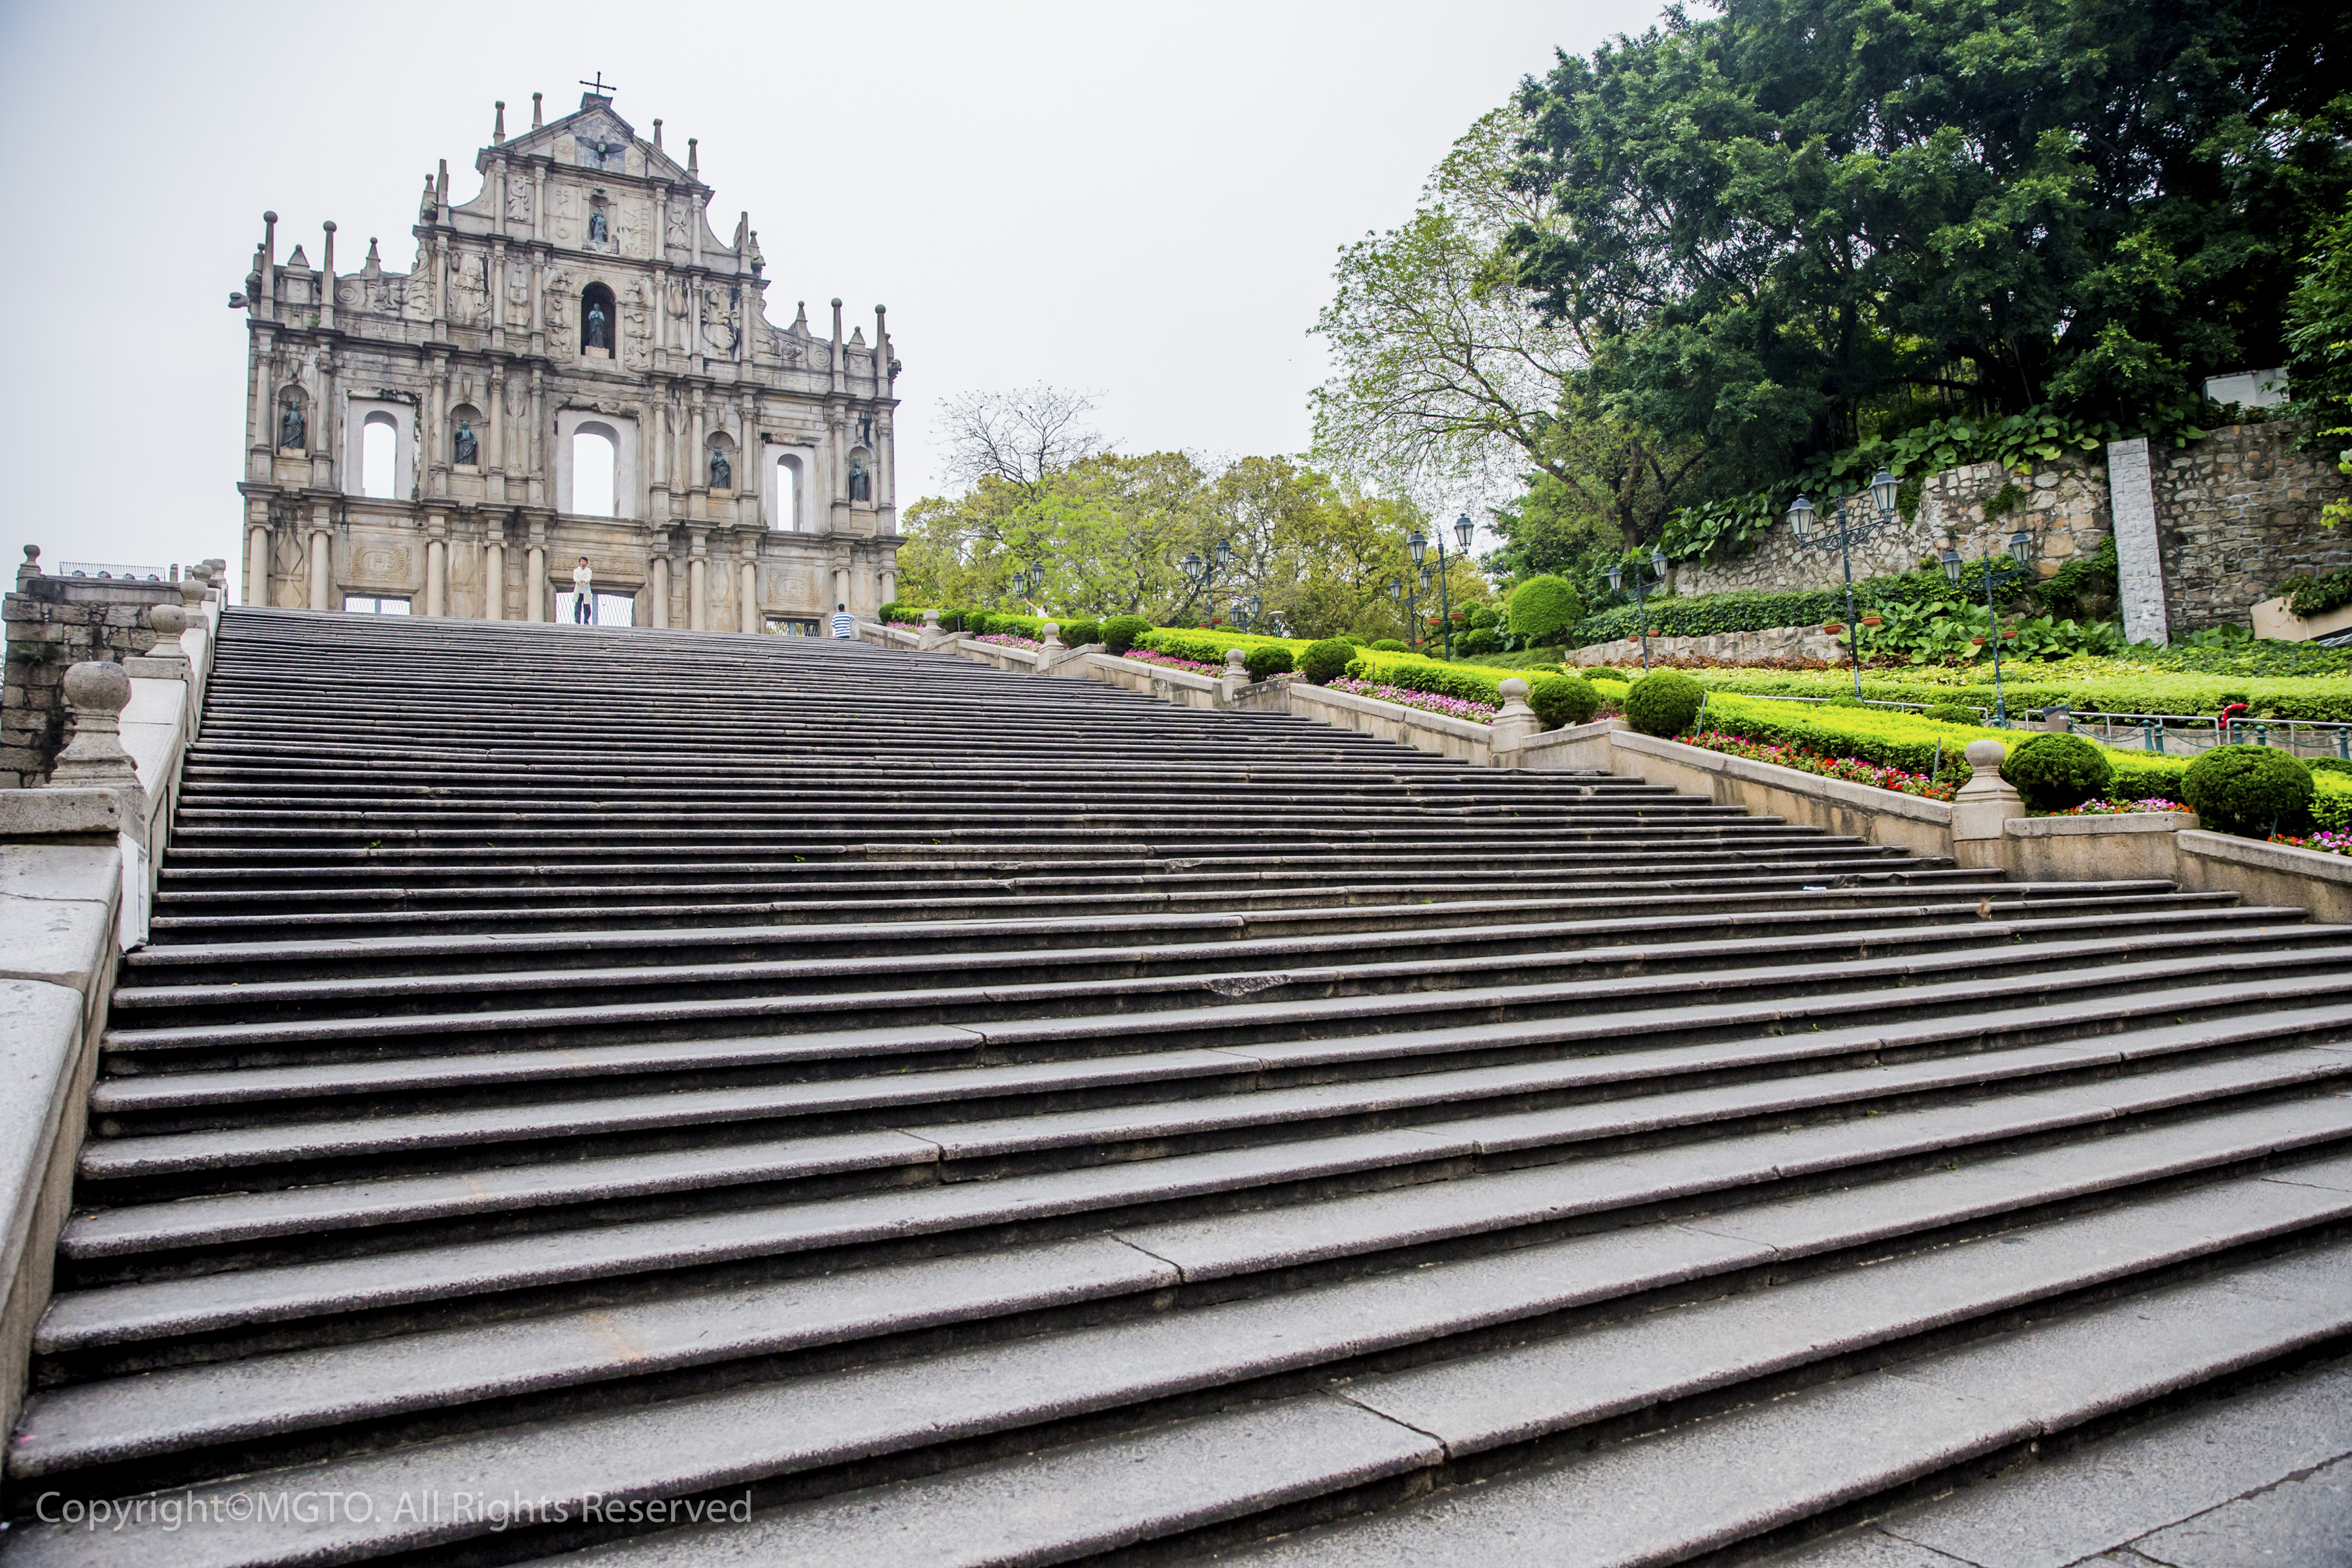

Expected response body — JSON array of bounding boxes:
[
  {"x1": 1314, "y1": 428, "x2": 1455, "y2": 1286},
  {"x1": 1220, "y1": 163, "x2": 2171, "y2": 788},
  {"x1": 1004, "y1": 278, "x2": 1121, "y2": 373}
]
[
  {"x1": 2283, "y1": 194, "x2": 2352, "y2": 527},
  {"x1": 1506, "y1": 0, "x2": 2352, "y2": 487}
]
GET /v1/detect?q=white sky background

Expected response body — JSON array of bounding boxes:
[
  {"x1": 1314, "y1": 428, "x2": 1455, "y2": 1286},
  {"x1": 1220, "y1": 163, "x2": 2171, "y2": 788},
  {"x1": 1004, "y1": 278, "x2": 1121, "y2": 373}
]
[{"x1": 0, "y1": 0, "x2": 1664, "y2": 590}]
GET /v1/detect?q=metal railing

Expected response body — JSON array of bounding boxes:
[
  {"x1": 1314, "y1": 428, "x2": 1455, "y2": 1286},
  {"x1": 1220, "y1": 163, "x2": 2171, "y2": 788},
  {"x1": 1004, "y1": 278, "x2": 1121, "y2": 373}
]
[
  {"x1": 54, "y1": 561, "x2": 172, "y2": 582},
  {"x1": 1720, "y1": 691, "x2": 2352, "y2": 760}
]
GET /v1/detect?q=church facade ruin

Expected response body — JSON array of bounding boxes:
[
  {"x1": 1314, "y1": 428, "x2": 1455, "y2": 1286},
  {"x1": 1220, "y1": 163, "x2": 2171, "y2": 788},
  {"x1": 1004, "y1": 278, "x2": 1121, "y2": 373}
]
[{"x1": 234, "y1": 86, "x2": 900, "y2": 631}]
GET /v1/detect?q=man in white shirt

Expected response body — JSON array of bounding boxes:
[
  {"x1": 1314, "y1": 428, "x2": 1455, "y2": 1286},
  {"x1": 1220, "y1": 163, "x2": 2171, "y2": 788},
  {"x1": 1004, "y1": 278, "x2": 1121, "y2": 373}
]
[
  {"x1": 571, "y1": 558, "x2": 595, "y2": 625},
  {"x1": 830, "y1": 602, "x2": 856, "y2": 638}
]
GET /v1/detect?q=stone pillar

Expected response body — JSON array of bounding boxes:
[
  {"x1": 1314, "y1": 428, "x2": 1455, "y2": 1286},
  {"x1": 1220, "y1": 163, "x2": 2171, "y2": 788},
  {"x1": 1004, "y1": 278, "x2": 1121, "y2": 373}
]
[
  {"x1": 483, "y1": 536, "x2": 505, "y2": 621},
  {"x1": 1951, "y1": 738, "x2": 2021, "y2": 872},
  {"x1": 308, "y1": 525, "x2": 333, "y2": 610},
  {"x1": 739, "y1": 553, "x2": 759, "y2": 634},
  {"x1": 650, "y1": 554, "x2": 670, "y2": 629},
  {"x1": 831, "y1": 565, "x2": 849, "y2": 611},
  {"x1": 917, "y1": 608, "x2": 949, "y2": 650},
  {"x1": 1489, "y1": 678, "x2": 1539, "y2": 762},
  {"x1": 487, "y1": 368, "x2": 506, "y2": 497},
  {"x1": 2106, "y1": 436, "x2": 2168, "y2": 645},
  {"x1": 47, "y1": 661, "x2": 141, "y2": 792},
  {"x1": 424, "y1": 527, "x2": 448, "y2": 617},
  {"x1": 879, "y1": 567, "x2": 896, "y2": 604},
  {"x1": 136, "y1": 606, "x2": 191, "y2": 677},
  {"x1": 1220, "y1": 648, "x2": 1250, "y2": 704},
  {"x1": 525, "y1": 543, "x2": 546, "y2": 622},
  {"x1": 245, "y1": 523, "x2": 270, "y2": 606},
  {"x1": 689, "y1": 553, "x2": 708, "y2": 630}
]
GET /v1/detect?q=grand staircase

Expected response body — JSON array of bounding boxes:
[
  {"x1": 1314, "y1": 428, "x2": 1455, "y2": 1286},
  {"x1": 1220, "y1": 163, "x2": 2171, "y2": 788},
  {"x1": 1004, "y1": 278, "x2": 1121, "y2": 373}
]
[{"x1": 7, "y1": 607, "x2": 2351, "y2": 1566}]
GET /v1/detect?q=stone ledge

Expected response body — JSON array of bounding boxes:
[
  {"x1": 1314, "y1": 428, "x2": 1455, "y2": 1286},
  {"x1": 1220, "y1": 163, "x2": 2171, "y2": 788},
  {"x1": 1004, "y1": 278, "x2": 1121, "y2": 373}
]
[
  {"x1": 0, "y1": 788, "x2": 127, "y2": 841},
  {"x1": 2179, "y1": 829, "x2": 2352, "y2": 887},
  {"x1": 2006, "y1": 811, "x2": 2198, "y2": 840},
  {"x1": 1610, "y1": 729, "x2": 1955, "y2": 828},
  {"x1": 1086, "y1": 653, "x2": 1222, "y2": 694},
  {"x1": 0, "y1": 976, "x2": 95, "y2": 1447},
  {"x1": 1290, "y1": 682, "x2": 1493, "y2": 744}
]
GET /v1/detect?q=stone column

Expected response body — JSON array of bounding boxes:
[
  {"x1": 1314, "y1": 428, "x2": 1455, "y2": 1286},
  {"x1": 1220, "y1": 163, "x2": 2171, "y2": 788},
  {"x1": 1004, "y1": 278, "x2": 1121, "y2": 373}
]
[
  {"x1": 308, "y1": 521, "x2": 333, "y2": 610},
  {"x1": 424, "y1": 521, "x2": 448, "y2": 616},
  {"x1": 688, "y1": 537, "x2": 708, "y2": 630},
  {"x1": 483, "y1": 534, "x2": 506, "y2": 621},
  {"x1": 917, "y1": 608, "x2": 950, "y2": 650},
  {"x1": 831, "y1": 565, "x2": 848, "y2": 610},
  {"x1": 1219, "y1": 648, "x2": 1250, "y2": 704},
  {"x1": 650, "y1": 553, "x2": 670, "y2": 629},
  {"x1": 1951, "y1": 738, "x2": 2021, "y2": 872},
  {"x1": 2106, "y1": 437, "x2": 2168, "y2": 645},
  {"x1": 879, "y1": 568, "x2": 896, "y2": 604},
  {"x1": 525, "y1": 542, "x2": 546, "y2": 622},
  {"x1": 527, "y1": 367, "x2": 546, "y2": 508},
  {"x1": 245, "y1": 523, "x2": 270, "y2": 606},
  {"x1": 487, "y1": 368, "x2": 506, "y2": 503},
  {"x1": 740, "y1": 550, "x2": 760, "y2": 634}
]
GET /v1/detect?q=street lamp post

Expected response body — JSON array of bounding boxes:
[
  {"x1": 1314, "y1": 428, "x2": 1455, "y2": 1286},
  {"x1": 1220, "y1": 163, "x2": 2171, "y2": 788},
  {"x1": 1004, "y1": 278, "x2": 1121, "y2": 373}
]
[
  {"x1": 1785, "y1": 467, "x2": 1899, "y2": 700},
  {"x1": 1409, "y1": 514, "x2": 1479, "y2": 659},
  {"x1": 1605, "y1": 546, "x2": 1671, "y2": 674},
  {"x1": 1940, "y1": 527, "x2": 2037, "y2": 725}
]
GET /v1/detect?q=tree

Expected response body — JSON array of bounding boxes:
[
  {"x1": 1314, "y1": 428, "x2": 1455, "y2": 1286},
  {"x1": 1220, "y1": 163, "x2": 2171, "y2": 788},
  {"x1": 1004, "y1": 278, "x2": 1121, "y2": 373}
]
[
  {"x1": 1311, "y1": 110, "x2": 1719, "y2": 557},
  {"x1": 1506, "y1": 0, "x2": 2352, "y2": 489},
  {"x1": 935, "y1": 384, "x2": 1109, "y2": 502},
  {"x1": 2283, "y1": 193, "x2": 2352, "y2": 527}
]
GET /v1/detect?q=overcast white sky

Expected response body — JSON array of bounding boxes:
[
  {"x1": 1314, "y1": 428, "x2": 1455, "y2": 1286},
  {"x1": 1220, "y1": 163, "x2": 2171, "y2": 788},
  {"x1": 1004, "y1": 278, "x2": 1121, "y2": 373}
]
[{"x1": 0, "y1": 0, "x2": 1664, "y2": 587}]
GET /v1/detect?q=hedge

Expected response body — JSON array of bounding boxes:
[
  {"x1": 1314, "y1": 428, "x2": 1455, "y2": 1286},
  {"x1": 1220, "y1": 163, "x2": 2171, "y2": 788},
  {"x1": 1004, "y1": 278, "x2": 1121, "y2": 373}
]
[
  {"x1": 1670, "y1": 664, "x2": 2352, "y2": 723},
  {"x1": 1565, "y1": 557, "x2": 2040, "y2": 648},
  {"x1": 1135, "y1": 627, "x2": 1310, "y2": 665}
]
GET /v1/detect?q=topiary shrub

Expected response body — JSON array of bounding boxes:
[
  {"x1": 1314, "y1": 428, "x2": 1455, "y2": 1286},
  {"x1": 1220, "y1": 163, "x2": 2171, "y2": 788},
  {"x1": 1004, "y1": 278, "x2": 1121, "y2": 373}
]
[
  {"x1": 2000, "y1": 733, "x2": 2115, "y2": 812},
  {"x1": 1332, "y1": 634, "x2": 1367, "y2": 647},
  {"x1": 1368, "y1": 638, "x2": 1410, "y2": 653},
  {"x1": 2182, "y1": 744, "x2": 2315, "y2": 837},
  {"x1": 1923, "y1": 703, "x2": 1980, "y2": 726},
  {"x1": 1465, "y1": 604, "x2": 1501, "y2": 632},
  {"x1": 1584, "y1": 665, "x2": 1629, "y2": 683},
  {"x1": 1824, "y1": 694, "x2": 1867, "y2": 708},
  {"x1": 1624, "y1": 670, "x2": 1705, "y2": 736},
  {"x1": 1458, "y1": 627, "x2": 1500, "y2": 657},
  {"x1": 938, "y1": 606, "x2": 968, "y2": 632},
  {"x1": 1057, "y1": 619, "x2": 1101, "y2": 649},
  {"x1": 2310, "y1": 757, "x2": 2352, "y2": 778},
  {"x1": 1526, "y1": 674, "x2": 1601, "y2": 730},
  {"x1": 1507, "y1": 575, "x2": 1586, "y2": 645},
  {"x1": 1298, "y1": 638, "x2": 1356, "y2": 685},
  {"x1": 1101, "y1": 615, "x2": 1152, "y2": 656},
  {"x1": 1243, "y1": 645, "x2": 1293, "y2": 682}
]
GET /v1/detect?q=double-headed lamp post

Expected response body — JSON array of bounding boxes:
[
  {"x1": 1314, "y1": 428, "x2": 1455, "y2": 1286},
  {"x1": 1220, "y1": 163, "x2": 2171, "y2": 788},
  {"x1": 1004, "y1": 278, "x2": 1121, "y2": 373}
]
[
  {"x1": 1605, "y1": 546, "x2": 1671, "y2": 673},
  {"x1": 1407, "y1": 514, "x2": 1478, "y2": 659},
  {"x1": 1941, "y1": 527, "x2": 2037, "y2": 725},
  {"x1": 1785, "y1": 466, "x2": 1899, "y2": 700},
  {"x1": 1175, "y1": 537, "x2": 1236, "y2": 625}
]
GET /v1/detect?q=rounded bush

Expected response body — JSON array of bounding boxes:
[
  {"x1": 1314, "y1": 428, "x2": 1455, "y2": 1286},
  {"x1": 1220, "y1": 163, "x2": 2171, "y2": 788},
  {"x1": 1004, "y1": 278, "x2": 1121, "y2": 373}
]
[
  {"x1": 1243, "y1": 645, "x2": 1293, "y2": 682},
  {"x1": 1923, "y1": 703, "x2": 1980, "y2": 726},
  {"x1": 2182, "y1": 744, "x2": 2315, "y2": 837},
  {"x1": 1465, "y1": 604, "x2": 1501, "y2": 632},
  {"x1": 1298, "y1": 638, "x2": 1356, "y2": 685},
  {"x1": 1332, "y1": 634, "x2": 1367, "y2": 647},
  {"x1": 1999, "y1": 733, "x2": 2115, "y2": 812},
  {"x1": 1824, "y1": 694, "x2": 1867, "y2": 708},
  {"x1": 1526, "y1": 674, "x2": 1601, "y2": 730},
  {"x1": 1100, "y1": 615, "x2": 1152, "y2": 656},
  {"x1": 1624, "y1": 670, "x2": 1705, "y2": 737},
  {"x1": 1057, "y1": 619, "x2": 1101, "y2": 649},
  {"x1": 1584, "y1": 665, "x2": 1629, "y2": 683},
  {"x1": 1458, "y1": 627, "x2": 1500, "y2": 657},
  {"x1": 1507, "y1": 576, "x2": 1586, "y2": 644},
  {"x1": 1368, "y1": 638, "x2": 1410, "y2": 653},
  {"x1": 2310, "y1": 757, "x2": 2352, "y2": 779}
]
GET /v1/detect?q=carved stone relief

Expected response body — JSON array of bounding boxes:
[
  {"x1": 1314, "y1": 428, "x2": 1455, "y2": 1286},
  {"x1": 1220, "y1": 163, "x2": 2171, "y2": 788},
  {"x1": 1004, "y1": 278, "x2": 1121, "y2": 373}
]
[
  {"x1": 354, "y1": 543, "x2": 416, "y2": 585},
  {"x1": 505, "y1": 262, "x2": 531, "y2": 327},
  {"x1": 449, "y1": 252, "x2": 488, "y2": 326},
  {"x1": 544, "y1": 268, "x2": 573, "y2": 333},
  {"x1": 505, "y1": 182, "x2": 531, "y2": 223}
]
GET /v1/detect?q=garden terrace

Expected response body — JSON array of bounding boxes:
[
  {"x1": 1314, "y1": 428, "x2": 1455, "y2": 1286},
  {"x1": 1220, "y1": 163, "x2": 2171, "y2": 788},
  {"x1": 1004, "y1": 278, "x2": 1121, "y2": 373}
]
[{"x1": 7, "y1": 606, "x2": 2352, "y2": 1565}]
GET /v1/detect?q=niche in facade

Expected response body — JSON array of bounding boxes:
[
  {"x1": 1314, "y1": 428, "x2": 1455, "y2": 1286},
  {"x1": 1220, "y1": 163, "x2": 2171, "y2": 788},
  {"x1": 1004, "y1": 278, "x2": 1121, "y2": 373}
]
[
  {"x1": 448, "y1": 404, "x2": 484, "y2": 469},
  {"x1": 706, "y1": 433, "x2": 737, "y2": 492},
  {"x1": 580, "y1": 282, "x2": 617, "y2": 358},
  {"x1": 276, "y1": 385, "x2": 310, "y2": 451}
]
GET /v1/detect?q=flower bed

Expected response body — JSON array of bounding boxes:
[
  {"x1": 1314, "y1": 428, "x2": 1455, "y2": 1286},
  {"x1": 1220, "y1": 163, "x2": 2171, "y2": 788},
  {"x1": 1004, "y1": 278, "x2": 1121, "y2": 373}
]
[
  {"x1": 1122, "y1": 647, "x2": 1225, "y2": 677},
  {"x1": 1685, "y1": 730, "x2": 1959, "y2": 801},
  {"x1": 2048, "y1": 797, "x2": 2189, "y2": 816},
  {"x1": 2272, "y1": 829, "x2": 2352, "y2": 857},
  {"x1": 1325, "y1": 679, "x2": 1498, "y2": 725},
  {"x1": 975, "y1": 633, "x2": 1042, "y2": 650}
]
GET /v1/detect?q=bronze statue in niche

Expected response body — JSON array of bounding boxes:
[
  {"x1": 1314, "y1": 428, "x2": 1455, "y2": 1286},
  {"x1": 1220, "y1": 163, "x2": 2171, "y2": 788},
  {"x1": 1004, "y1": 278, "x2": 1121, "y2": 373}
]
[
  {"x1": 279, "y1": 396, "x2": 305, "y2": 450},
  {"x1": 709, "y1": 446, "x2": 731, "y2": 489},
  {"x1": 848, "y1": 455, "x2": 870, "y2": 503}
]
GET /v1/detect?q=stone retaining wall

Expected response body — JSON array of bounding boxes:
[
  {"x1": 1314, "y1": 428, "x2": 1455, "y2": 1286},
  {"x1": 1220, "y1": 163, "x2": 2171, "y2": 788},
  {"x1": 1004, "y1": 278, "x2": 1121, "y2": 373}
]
[{"x1": 1667, "y1": 424, "x2": 2349, "y2": 638}]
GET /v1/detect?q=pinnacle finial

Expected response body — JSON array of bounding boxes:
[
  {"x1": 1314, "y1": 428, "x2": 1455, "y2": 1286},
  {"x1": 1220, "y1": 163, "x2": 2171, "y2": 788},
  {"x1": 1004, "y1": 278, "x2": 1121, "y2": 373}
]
[
  {"x1": 531, "y1": 91, "x2": 544, "y2": 130},
  {"x1": 653, "y1": 118, "x2": 663, "y2": 151},
  {"x1": 687, "y1": 137, "x2": 698, "y2": 176},
  {"x1": 493, "y1": 100, "x2": 506, "y2": 143}
]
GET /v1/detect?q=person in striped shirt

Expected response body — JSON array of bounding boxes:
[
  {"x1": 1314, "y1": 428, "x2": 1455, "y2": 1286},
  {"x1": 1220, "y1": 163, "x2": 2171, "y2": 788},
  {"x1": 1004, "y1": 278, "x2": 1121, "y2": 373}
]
[{"x1": 830, "y1": 602, "x2": 856, "y2": 638}]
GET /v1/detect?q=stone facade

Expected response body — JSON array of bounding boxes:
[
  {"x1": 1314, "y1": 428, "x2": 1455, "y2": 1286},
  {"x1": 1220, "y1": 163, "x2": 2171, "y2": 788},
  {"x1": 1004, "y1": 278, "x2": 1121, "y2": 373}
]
[
  {"x1": 236, "y1": 91, "x2": 900, "y2": 631},
  {"x1": 2151, "y1": 421, "x2": 2352, "y2": 636},
  {"x1": 1674, "y1": 454, "x2": 2112, "y2": 599},
  {"x1": 1670, "y1": 424, "x2": 2350, "y2": 638},
  {"x1": 1, "y1": 553, "x2": 212, "y2": 789}
]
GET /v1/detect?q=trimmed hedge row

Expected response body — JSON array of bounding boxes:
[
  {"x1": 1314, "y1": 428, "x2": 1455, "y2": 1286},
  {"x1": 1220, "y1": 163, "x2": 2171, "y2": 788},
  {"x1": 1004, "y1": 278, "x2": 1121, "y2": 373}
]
[{"x1": 1676, "y1": 664, "x2": 2352, "y2": 723}]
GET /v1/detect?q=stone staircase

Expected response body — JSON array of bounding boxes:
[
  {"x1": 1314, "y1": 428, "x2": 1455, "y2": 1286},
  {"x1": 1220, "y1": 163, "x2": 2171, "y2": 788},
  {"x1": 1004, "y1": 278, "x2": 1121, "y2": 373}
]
[{"x1": 6, "y1": 606, "x2": 2351, "y2": 1567}]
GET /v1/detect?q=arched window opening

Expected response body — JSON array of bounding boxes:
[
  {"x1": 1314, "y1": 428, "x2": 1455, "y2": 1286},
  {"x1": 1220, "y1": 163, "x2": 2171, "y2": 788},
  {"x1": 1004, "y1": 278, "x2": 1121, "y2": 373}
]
[
  {"x1": 360, "y1": 413, "x2": 399, "y2": 498},
  {"x1": 572, "y1": 427, "x2": 617, "y2": 517},
  {"x1": 770, "y1": 451, "x2": 800, "y2": 531},
  {"x1": 580, "y1": 282, "x2": 617, "y2": 358}
]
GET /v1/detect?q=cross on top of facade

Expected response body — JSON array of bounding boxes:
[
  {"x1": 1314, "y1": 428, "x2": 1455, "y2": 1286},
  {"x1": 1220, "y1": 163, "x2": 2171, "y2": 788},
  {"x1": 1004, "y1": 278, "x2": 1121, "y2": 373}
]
[{"x1": 578, "y1": 73, "x2": 617, "y2": 98}]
